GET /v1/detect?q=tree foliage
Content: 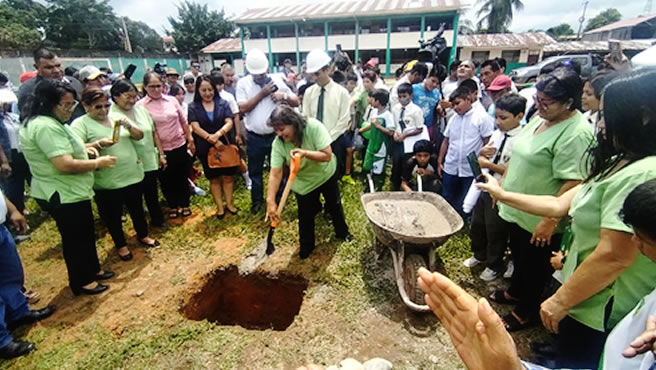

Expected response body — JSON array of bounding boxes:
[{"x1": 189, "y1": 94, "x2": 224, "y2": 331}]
[
  {"x1": 0, "y1": 0, "x2": 47, "y2": 48},
  {"x1": 45, "y1": 0, "x2": 122, "y2": 50},
  {"x1": 123, "y1": 17, "x2": 163, "y2": 53},
  {"x1": 167, "y1": 0, "x2": 233, "y2": 54},
  {"x1": 476, "y1": 0, "x2": 524, "y2": 33},
  {"x1": 547, "y1": 23, "x2": 575, "y2": 38},
  {"x1": 585, "y1": 8, "x2": 622, "y2": 32}
]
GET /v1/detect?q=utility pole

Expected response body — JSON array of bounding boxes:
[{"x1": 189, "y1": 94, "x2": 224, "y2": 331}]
[
  {"x1": 576, "y1": 0, "x2": 589, "y2": 40},
  {"x1": 121, "y1": 17, "x2": 133, "y2": 53}
]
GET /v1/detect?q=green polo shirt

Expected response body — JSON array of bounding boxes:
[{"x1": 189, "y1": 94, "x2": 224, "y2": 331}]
[
  {"x1": 19, "y1": 115, "x2": 95, "y2": 203},
  {"x1": 270, "y1": 118, "x2": 336, "y2": 196},
  {"x1": 499, "y1": 112, "x2": 594, "y2": 233},
  {"x1": 109, "y1": 105, "x2": 159, "y2": 172},
  {"x1": 563, "y1": 156, "x2": 656, "y2": 331},
  {"x1": 71, "y1": 114, "x2": 144, "y2": 190}
]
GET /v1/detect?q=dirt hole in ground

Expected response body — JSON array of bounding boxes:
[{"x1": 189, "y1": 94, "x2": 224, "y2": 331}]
[{"x1": 182, "y1": 266, "x2": 308, "y2": 330}]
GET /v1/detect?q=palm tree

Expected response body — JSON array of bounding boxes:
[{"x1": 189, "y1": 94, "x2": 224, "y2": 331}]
[
  {"x1": 476, "y1": 0, "x2": 524, "y2": 33},
  {"x1": 458, "y1": 19, "x2": 476, "y2": 35}
]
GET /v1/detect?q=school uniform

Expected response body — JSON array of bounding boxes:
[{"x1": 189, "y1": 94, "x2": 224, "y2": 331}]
[{"x1": 390, "y1": 102, "x2": 424, "y2": 190}]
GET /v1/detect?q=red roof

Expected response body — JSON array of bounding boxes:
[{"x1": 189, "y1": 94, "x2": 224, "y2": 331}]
[
  {"x1": 233, "y1": 0, "x2": 468, "y2": 24},
  {"x1": 584, "y1": 14, "x2": 656, "y2": 34},
  {"x1": 458, "y1": 32, "x2": 555, "y2": 48},
  {"x1": 201, "y1": 38, "x2": 241, "y2": 53}
]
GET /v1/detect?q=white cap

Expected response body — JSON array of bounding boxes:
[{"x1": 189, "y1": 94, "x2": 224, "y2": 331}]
[
  {"x1": 245, "y1": 49, "x2": 269, "y2": 75},
  {"x1": 305, "y1": 49, "x2": 331, "y2": 74},
  {"x1": 79, "y1": 65, "x2": 104, "y2": 82}
]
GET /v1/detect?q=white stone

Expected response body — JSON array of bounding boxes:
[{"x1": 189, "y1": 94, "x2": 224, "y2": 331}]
[
  {"x1": 340, "y1": 358, "x2": 364, "y2": 370},
  {"x1": 363, "y1": 358, "x2": 393, "y2": 370}
]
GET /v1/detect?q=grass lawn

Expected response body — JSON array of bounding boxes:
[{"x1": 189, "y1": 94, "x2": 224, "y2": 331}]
[{"x1": 1, "y1": 169, "x2": 549, "y2": 369}]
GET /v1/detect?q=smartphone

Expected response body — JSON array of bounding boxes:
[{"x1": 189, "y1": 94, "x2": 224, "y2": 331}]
[
  {"x1": 264, "y1": 76, "x2": 279, "y2": 92},
  {"x1": 608, "y1": 40, "x2": 622, "y2": 64},
  {"x1": 467, "y1": 151, "x2": 486, "y2": 183},
  {"x1": 336, "y1": 44, "x2": 342, "y2": 52},
  {"x1": 124, "y1": 64, "x2": 136, "y2": 80}
]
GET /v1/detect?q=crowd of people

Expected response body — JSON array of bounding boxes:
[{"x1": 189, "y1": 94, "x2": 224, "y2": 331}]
[{"x1": 0, "y1": 43, "x2": 654, "y2": 370}]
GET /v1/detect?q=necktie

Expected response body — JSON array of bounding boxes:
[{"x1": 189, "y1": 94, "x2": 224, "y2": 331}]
[
  {"x1": 489, "y1": 133, "x2": 509, "y2": 176},
  {"x1": 399, "y1": 107, "x2": 406, "y2": 131},
  {"x1": 316, "y1": 87, "x2": 325, "y2": 123}
]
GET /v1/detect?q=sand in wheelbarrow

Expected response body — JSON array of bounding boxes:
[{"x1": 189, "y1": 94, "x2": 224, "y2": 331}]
[{"x1": 365, "y1": 200, "x2": 452, "y2": 236}]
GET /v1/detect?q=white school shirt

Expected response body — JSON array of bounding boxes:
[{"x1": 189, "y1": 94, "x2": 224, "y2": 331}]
[
  {"x1": 486, "y1": 125, "x2": 523, "y2": 181},
  {"x1": 443, "y1": 107, "x2": 495, "y2": 177},
  {"x1": 389, "y1": 75, "x2": 410, "y2": 110},
  {"x1": 0, "y1": 189, "x2": 6, "y2": 224},
  {"x1": 302, "y1": 80, "x2": 351, "y2": 142},
  {"x1": 219, "y1": 90, "x2": 239, "y2": 115},
  {"x1": 236, "y1": 74, "x2": 294, "y2": 135},
  {"x1": 392, "y1": 102, "x2": 427, "y2": 153}
]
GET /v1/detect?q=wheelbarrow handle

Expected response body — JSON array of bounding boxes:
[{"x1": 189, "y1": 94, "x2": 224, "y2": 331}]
[
  {"x1": 367, "y1": 173, "x2": 375, "y2": 193},
  {"x1": 417, "y1": 173, "x2": 423, "y2": 193}
]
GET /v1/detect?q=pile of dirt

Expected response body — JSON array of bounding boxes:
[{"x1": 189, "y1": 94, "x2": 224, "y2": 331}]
[{"x1": 365, "y1": 200, "x2": 452, "y2": 236}]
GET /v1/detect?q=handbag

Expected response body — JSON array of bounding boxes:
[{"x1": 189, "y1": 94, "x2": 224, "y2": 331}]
[{"x1": 207, "y1": 135, "x2": 240, "y2": 168}]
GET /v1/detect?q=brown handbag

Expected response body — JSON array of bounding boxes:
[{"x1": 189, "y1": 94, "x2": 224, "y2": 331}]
[{"x1": 207, "y1": 135, "x2": 240, "y2": 168}]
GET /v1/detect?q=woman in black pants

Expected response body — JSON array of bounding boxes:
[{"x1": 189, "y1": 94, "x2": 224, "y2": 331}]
[
  {"x1": 19, "y1": 79, "x2": 116, "y2": 295},
  {"x1": 136, "y1": 73, "x2": 195, "y2": 219},
  {"x1": 71, "y1": 87, "x2": 159, "y2": 261},
  {"x1": 110, "y1": 80, "x2": 166, "y2": 228}
]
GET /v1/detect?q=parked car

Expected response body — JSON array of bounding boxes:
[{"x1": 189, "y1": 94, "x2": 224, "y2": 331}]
[
  {"x1": 632, "y1": 45, "x2": 656, "y2": 67},
  {"x1": 510, "y1": 54, "x2": 601, "y2": 84}
]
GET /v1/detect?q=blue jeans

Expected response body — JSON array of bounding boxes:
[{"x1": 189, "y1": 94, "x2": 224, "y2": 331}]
[
  {"x1": 0, "y1": 225, "x2": 28, "y2": 347},
  {"x1": 441, "y1": 172, "x2": 474, "y2": 218},
  {"x1": 247, "y1": 131, "x2": 276, "y2": 206}
]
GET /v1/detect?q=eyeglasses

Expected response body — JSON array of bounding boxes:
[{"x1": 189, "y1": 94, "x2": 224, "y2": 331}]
[
  {"x1": 146, "y1": 84, "x2": 163, "y2": 89},
  {"x1": 192, "y1": 65, "x2": 200, "y2": 69},
  {"x1": 58, "y1": 101, "x2": 78, "y2": 112},
  {"x1": 533, "y1": 95, "x2": 557, "y2": 109},
  {"x1": 93, "y1": 103, "x2": 111, "y2": 110}
]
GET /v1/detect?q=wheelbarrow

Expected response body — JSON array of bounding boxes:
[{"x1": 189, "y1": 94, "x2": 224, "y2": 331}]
[{"x1": 361, "y1": 174, "x2": 464, "y2": 312}]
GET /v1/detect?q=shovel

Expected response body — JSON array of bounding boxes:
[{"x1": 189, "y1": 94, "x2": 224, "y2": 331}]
[{"x1": 265, "y1": 153, "x2": 301, "y2": 255}]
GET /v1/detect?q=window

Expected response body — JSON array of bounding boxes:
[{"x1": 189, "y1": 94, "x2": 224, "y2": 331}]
[
  {"x1": 272, "y1": 24, "x2": 295, "y2": 38},
  {"x1": 391, "y1": 18, "x2": 421, "y2": 33},
  {"x1": 299, "y1": 23, "x2": 324, "y2": 37},
  {"x1": 331, "y1": 21, "x2": 355, "y2": 35},
  {"x1": 501, "y1": 50, "x2": 521, "y2": 63},
  {"x1": 471, "y1": 51, "x2": 490, "y2": 63},
  {"x1": 246, "y1": 25, "x2": 267, "y2": 40},
  {"x1": 359, "y1": 20, "x2": 387, "y2": 34}
]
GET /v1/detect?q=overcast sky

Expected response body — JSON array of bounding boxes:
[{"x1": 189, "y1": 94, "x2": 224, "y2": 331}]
[{"x1": 109, "y1": 0, "x2": 646, "y2": 36}]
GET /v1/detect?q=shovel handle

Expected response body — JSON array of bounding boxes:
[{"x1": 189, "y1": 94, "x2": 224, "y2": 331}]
[{"x1": 270, "y1": 154, "x2": 301, "y2": 227}]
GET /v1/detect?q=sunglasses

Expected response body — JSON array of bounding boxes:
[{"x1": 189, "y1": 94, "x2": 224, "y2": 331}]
[
  {"x1": 192, "y1": 65, "x2": 200, "y2": 69},
  {"x1": 93, "y1": 103, "x2": 111, "y2": 110},
  {"x1": 58, "y1": 101, "x2": 78, "y2": 112}
]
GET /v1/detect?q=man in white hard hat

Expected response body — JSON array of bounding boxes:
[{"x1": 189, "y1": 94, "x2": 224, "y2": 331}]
[
  {"x1": 302, "y1": 49, "x2": 352, "y2": 182},
  {"x1": 236, "y1": 49, "x2": 299, "y2": 215}
]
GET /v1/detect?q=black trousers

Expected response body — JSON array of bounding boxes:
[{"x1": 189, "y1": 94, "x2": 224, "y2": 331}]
[
  {"x1": 36, "y1": 194, "x2": 100, "y2": 290},
  {"x1": 506, "y1": 222, "x2": 562, "y2": 319},
  {"x1": 296, "y1": 174, "x2": 349, "y2": 258},
  {"x1": 389, "y1": 142, "x2": 406, "y2": 191},
  {"x1": 551, "y1": 315, "x2": 609, "y2": 369},
  {"x1": 95, "y1": 182, "x2": 149, "y2": 249},
  {"x1": 1, "y1": 151, "x2": 31, "y2": 214},
  {"x1": 470, "y1": 192, "x2": 509, "y2": 273},
  {"x1": 142, "y1": 170, "x2": 164, "y2": 225},
  {"x1": 331, "y1": 135, "x2": 347, "y2": 178},
  {"x1": 159, "y1": 144, "x2": 190, "y2": 209}
]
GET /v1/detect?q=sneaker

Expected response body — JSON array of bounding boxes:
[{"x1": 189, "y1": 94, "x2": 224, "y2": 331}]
[
  {"x1": 246, "y1": 178, "x2": 252, "y2": 191},
  {"x1": 192, "y1": 186, "x2": 206, "y2": 196},
  {"x1": 341, "y1": 175, "x2": 356, "y2": 185},
  {"x1": 479, "y1": 267, "x2": 500, "y2": 281},
  {"x1": 463, "y1": 256, "x2": 482, "y2": 268},
  {"x1": 504, "y1": 261, "x2": 514, "y2": 279},
  {"x1": 14, "y1": 235, "x2": 30, "y2": 243}
]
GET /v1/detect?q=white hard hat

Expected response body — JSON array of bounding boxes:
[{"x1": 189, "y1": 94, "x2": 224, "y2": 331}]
[
  {"x1": 305, "y1": 49, "x2": 331, "y2": 74},
  {"x1": 245, "y1": 49, "x2": 269, "y2": 75}
]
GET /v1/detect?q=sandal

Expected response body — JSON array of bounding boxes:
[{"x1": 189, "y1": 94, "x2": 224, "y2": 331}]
[
  {"x1": 216, "y1": 212, "x2": 225, "y2": 220},
  {"x1": 138, "y1": 238, "x2": 161, "y2": 248},
  {"x1": 119, "y1": 250, "x2": 133, "y2": 261},
  {"x1": 168, "y1": 209, "x2": 180, "y2": 219},
  {"x1": 502, "y1": 313, "x2": 534, "y2": 332},
  {"x1": 489, "y1": 290, "x2": 520, "y2": 305},
  {"x1": 181, "y1": 207, "x2": 192, "y2": 217}
]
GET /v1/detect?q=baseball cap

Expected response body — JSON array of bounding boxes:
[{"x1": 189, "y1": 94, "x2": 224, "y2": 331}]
[
  {"x1": 20, "y1": 71, "x2": 37, "y2": 84},
  {"x1": 79, "y1": 65, "x2": 104, "y2": 82},
  {"x1": 487, "y1": 75, "x2": 512, "y2": 92}
]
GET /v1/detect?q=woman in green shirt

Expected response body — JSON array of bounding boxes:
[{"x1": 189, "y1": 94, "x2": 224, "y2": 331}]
[
  {"x1": 20, "y1": 79, "x2": 116, "y2": 296},
  {"x1": 110, "y1": 80, "x2": 167, "y2": 228},
  {"x1": 478, "y1": 68, "x2": 656, "y2": 368},
  {"x1": 71, "y1": 87, "x2": 159, "y2": 262},
  {"x1": 266, "y1": 106, "x2": 351, "y2": 259}
]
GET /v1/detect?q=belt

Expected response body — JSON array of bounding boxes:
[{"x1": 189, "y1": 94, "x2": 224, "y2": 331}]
[{"x1": 247, "y1": 130, "x2": 275, "y2": 138}]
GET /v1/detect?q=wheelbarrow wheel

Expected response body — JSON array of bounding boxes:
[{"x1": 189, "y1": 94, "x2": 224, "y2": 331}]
[{"x1": 403, "y1": 254, "x2": 427, "y2": 306}]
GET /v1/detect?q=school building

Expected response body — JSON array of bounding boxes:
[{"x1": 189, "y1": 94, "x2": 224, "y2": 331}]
[{"x1": 202, "y1": 0, "x2": 466, "y2": 76}]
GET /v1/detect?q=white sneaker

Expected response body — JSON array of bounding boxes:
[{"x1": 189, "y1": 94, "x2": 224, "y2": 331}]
[
  {"x1": 479, "y1": 267, "x2": 499, "y2": 281},
  {"x1": 246, "y1": 178, "x2": 252, "y2": 191},
  {"x1": 504, "y1": 261, "x2": 514, "y2": 279},
  {"x1": 463, "y1": 256, "x2": 482, "y2": 268}
]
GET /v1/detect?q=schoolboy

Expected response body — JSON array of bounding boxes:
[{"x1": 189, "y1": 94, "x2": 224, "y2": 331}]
[
  {"x1": 390, "y1": 83, "x2": 425, "y2": 190},
  {"x1": 438, "y1": 86, "x2": 494, "y2": 216},
  {"x1": 361, "y1": 89, "x2": 394, "y2": 191},
  {"x1": 412, "y1": 68, "x2": 441, "y2": 143},
  {"x1": 401, "y1": 139, "x2": 440, "y2": 193},
  {"x1": 465, "y1": 93, "x2": 526, "y2": 281}
]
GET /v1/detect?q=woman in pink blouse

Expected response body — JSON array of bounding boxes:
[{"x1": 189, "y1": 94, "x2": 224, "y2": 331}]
[{"x1": 136, "y1": 72, "x2": 195, "y2": 218}]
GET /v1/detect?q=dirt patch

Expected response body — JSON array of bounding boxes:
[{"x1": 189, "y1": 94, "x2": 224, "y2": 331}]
[
  {"x1": 182, "y1": 266, "x2": 308, "y2": 330},
  {"x1": 365, "y1": 200, "x2": 452, "y2": 236}
]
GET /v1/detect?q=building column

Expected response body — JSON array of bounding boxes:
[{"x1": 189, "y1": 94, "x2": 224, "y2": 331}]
[
  {"x1": 355, "y1": 19, "x2": 360, "y2": 63},
  {"x1": 386, "y1": 17, "x2": 392, "y2": 77},
  {"x1": 324, "y1": 22, "x2": 329, "y2": 52},
  {"x1": 267, "y1": 25, "x2": 274, "y2": 73},
  {"x1": 420, "y1": 15, "x2": 426, "y2": 39},
  {"x1": 295, "y1": 23, "x2": 301, "y2": 69},
  {"x1": 449, "y1": 13, "x2": 460, "y2": 66},
  {"x1": 240, "y1": 26, "x2": 246, "y2": 74}
]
